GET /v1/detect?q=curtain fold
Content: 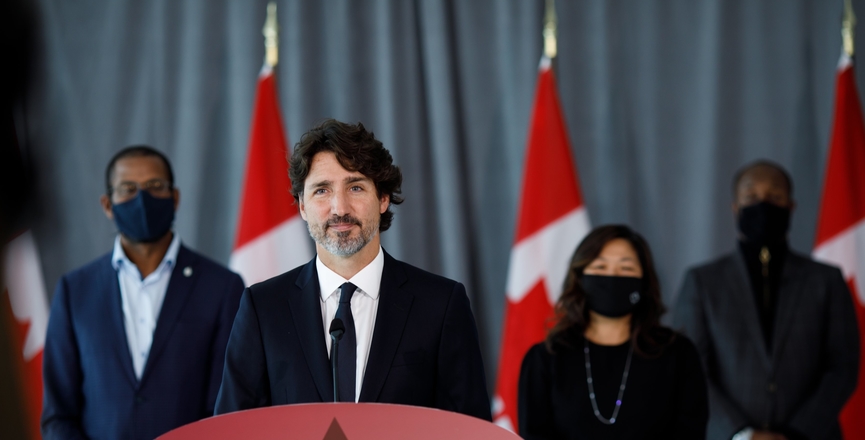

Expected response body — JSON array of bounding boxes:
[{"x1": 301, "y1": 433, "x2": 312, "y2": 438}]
[{"x1": 24, "y1": 0, "x2": 865, "y2": 388}]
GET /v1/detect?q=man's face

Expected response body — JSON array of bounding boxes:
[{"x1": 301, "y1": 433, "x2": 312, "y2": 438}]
[
  {"x1": 732, "y1": 166, "x2": 793, "y2": 214},
  {"x1": 299, "y1": 152, "x2": 389, "y2": 258},
  {"x1": 100, "y1": 155, "x2": 179, "y2": 220}
]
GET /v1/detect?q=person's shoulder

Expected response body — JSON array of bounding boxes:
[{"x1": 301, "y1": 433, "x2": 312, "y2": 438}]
[
  {"x1": 53, "y1": 252, "x2": 115, "y2": 306},
  {"x1": 247, "y1": 260, "x2": 311, "y2": 297},
  {"x1": 180, "y1": 245, "x2": 240, "y2": 279},
  {"x1": 522, "y1": 341, "x2": 555, "y2": 367},
  {"x1": 684, "y1": 251, "x2": 738, "y2": 275},
  {"x1": 175, "y1": 244, "x2": 243, "y2": 287},
  {"x1": 787, "y1": 250, "x2": 845, "y2": 278},
  {"x1": 522, "y1": 341, "x2": 573, "y2": 366},
  {"x1": 388, "y1": 254, "x2": 460, "y2": 290},
  {"x1": 545, "y1": 328, "x2": 584, "y2": 354},
  {"x1": 61, "y1": 251, "x2": 113, "y2": 284}
]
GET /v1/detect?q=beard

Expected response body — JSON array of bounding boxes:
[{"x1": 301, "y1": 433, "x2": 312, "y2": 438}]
[{"x1": 308, "y1": 213, "x2": 379, "y2": 257}]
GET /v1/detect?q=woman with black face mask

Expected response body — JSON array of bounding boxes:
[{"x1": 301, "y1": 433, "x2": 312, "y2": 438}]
[{"x1": 518, "y1": 225, "x2": 709, "y2": 439}]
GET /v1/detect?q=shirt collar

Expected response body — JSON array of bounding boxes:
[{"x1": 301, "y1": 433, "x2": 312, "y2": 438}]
[
  {"x1": 111, "y1": 233, "x2": 182, "y2": 274},
  {"x1": 316, "y1": 246, "x2": 384, "y2": 301}
]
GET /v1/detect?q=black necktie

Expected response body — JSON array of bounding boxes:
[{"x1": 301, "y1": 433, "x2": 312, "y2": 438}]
[{"x1": 335, "y1": 282, "x2": 357, "y2": 402}]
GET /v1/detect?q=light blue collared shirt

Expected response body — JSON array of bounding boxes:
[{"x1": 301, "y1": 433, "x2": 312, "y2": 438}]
[{"x1": 111, "y1": 234, "x2": 181, "y2": 379}]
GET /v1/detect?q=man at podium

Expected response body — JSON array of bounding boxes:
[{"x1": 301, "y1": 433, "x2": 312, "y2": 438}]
[{"x1": 214, "y1": 119, "x2": 492, "y2": 421}]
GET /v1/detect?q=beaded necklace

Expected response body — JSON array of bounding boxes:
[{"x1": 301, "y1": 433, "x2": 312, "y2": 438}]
[{"x1": 583, "y1": 339, "x2": 634, "y2": 425}]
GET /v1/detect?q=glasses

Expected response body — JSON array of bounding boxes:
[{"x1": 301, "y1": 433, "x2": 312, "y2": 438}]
[{"x1": 109, "y1": 179, "x2": 173, "y2": 200}]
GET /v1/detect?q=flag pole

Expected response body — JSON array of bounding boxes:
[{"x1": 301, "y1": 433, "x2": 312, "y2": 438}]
[
  {"x1": 843, "y1": 0, "x2": 856, "y2": 58},
  {"x1": 263, "y1": 2, "x2": 279, "y2": 67},
  {"x1": 543, "y1": 0, "x2": 557, "y2": 60}
]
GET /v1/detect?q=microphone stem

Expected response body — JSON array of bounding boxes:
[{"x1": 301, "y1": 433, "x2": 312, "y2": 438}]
[{"x1": 331, "y1": 336, "x2": 339, "y2": 402}]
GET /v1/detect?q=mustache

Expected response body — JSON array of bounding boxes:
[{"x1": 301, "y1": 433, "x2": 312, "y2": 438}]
[{"x1": 326, "y1": 214, "x2": 362, "y2": 228}]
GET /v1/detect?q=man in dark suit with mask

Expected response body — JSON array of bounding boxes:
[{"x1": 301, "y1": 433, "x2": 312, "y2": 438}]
[
  {"x1": 214, "y1": 119, "x2": 491, "y2": 420},
  {"x1": 674, "y1": 161, "x2": 859, "y2": 440},
  {"x1": 42, "y1": 146, "x2": 244, "y2": 439}
]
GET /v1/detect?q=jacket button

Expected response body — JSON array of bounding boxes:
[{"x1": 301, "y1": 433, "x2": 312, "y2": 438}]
[
  {"x1": 767, "y1": 382, "x2": 777, "y2": 393},
  {"x1": 135, "y1": 396, "x2": 145, "y2": 404}
]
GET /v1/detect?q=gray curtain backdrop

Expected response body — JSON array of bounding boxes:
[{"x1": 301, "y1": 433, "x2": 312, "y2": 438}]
[{"x1": 23, "y1": 0, "x2": 865, "y2": 390}]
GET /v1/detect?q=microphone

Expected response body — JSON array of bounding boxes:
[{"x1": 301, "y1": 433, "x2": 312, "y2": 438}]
[{"x1": 329, "y1": 318, "x2": 345, "y2": 402}]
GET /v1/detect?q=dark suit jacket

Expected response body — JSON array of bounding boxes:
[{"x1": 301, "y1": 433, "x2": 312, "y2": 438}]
[
  {"x1": 673, "y1": 250, "x2": 859, "y2": 440},
  {"x1": 42, "y1": 245, "x2": 244, "y2": 440},
  {"x1": 214, "y1": 251, "x2": 492, "y2": 421}
]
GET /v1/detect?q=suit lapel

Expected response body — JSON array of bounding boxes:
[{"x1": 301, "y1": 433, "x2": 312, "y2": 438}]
[
  {"x1": 729, "y1": 252, "x2": 772, "y2": 368},
  {"x1": 771, "y1": 252, "x2": 807, "y2": 362},
  {"x1": 359, "y1": 252, "x2": 412, "y2": 402},
  {"x1": 288, "y1": 259, "x2": 332, "y2": 402},
  {"x1": 139, "y1": 246, "x2": 197, "y2": 385},
  {"x1": 102, "y1": 257, "x2": 138, "y2": 387}
]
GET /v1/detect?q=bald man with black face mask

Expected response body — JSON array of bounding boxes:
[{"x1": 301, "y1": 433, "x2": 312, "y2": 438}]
[{"x1": 673, "y1": 160, "x2": 859, "y2": 440}]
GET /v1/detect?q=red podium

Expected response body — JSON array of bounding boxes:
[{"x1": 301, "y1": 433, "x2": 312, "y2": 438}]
[{"x1": 158, "y1": 403, "x2": 522, "y2": 440}]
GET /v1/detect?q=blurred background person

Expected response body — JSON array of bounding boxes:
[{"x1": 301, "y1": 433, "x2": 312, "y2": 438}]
[
  {"x1": 519, "y1": 224, "x2": 708, "y2": 439},
  {"x1": 41, "y1": 146, "x2": 244, "y2": 439},
  {"x1": 674, "y1": 161, "x2": 859, "y2": 440},
  {"x1": 0, "y1": 0, "x2": 40, "y2": 438}
]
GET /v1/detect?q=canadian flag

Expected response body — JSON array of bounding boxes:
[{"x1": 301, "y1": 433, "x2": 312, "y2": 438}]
[
  {"x1": 813, "y1": 52, "x2": 865, "y2": 440},
  {"x1": 229, "y1": 64, "x2": 312, "y2": 286},
  {"x1": 2, "y1": 230, "x2": 49, "y2": 439},
  {"x1": 492, "y1": 56, "x2": 591, "y2": 432}
]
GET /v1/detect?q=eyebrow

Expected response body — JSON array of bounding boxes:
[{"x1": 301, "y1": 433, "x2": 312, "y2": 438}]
[
  {"x1": 591, "y1": 256, "x2": 637, "y2": 262},
  {"x1": 119, "y1": 178, "x2": 163, "y2": 183},
  {"x1": 307, "y1": 179, "x2": 332, "y2": 190},
  {"x1": 345, "y1": 176, "x2": 370, "y2": 185},
  {"x1": 307, "y1": 175, "x2": 371, "y2": 189}
]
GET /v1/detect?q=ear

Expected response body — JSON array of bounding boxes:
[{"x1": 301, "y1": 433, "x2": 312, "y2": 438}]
[
  {"x1": 379, "y1": 194, "x2": 390, "y2": 214},
  {"x1": 100, "y1": 194, "x2": 114, "y2": 220},
  {"x1": 172, "y1": 187, "x2": 180, "y2": 211},
  {"x1": 298, "y1": 196, "x2": 308, "y2": 221}
]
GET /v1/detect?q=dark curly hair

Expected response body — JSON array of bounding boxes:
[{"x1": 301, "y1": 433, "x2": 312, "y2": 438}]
[
  {"x1": 289, "y1": 119, "x2": 404, "y2": 232},
  {"x1": 546, "y1": 224, "x2": 674, "y2": 358}
]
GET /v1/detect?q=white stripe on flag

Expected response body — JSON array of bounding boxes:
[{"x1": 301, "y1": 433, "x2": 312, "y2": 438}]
[
  {"x1": 3, "y1": 231, "x2": 49, "y2": 360},
  {"x1": 506, "y1": 207, "x2": 590, "y2": 304},
  {"x1": 813, "y1": 218, "x2": 865, "y2": 304},
  {"x1": 229, "y1": 216, "x2": 311, "y2": 287}
]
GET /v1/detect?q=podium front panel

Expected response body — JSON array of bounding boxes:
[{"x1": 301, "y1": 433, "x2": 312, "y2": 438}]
[{"x1": 158, "y1": 403, "x2": 522, "y2": 440}]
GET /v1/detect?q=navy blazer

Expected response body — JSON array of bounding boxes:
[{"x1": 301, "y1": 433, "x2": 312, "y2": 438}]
[
  {"x1": 214, "y1": 251, "x2": 492, "y2": 421},
  {"x1": 42, "y1": 245, "x2": 244, "y2": 440}
]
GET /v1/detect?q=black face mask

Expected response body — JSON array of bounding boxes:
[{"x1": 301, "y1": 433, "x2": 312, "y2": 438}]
[
  {"x1": 582, "y1": 275, "x2": 643, "y2": 318},
  {"x1": 737, "y1": 201, "x2": 790, "y2": 245}
]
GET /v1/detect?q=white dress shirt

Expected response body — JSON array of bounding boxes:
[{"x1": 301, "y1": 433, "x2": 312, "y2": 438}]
[
  {"x1": 317, "y1": 246, "x2": 384, "y2": 402},
  {"x1": 111, "y1": 234, "x2": 181, "y2": 380}
]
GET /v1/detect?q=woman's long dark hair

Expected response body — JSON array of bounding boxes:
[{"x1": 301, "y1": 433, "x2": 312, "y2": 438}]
[{"x1": 545, "y1": 224, "x2": 674, "y2": 358}]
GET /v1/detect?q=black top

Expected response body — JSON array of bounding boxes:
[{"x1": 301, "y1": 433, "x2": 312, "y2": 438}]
[{"x1": 518, "y1": 330, "x2": 708, "y2": 439}]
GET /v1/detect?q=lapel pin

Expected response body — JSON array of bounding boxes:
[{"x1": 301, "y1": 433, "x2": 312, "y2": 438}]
[{"x1": 183, "y1": 267, "x2": 193, "y2": 277}]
